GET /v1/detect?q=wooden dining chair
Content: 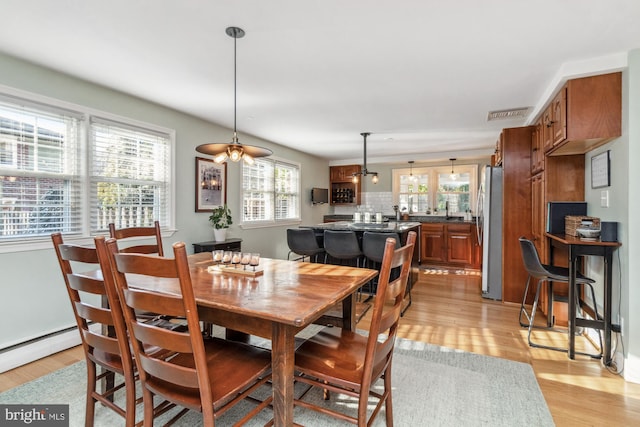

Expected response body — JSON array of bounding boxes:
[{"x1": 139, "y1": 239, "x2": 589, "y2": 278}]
[
  {"x1": 105, "y1": 239, "x2": 273, "y2": 426},
  {"x1": 108, "y1": 220, "x2": 164, "y2": 256},
  {"x1": 294, "y1": 230, "x2": 417, "y2": 426},
  {"x1": 51, "y1": 233, "x2": 174, "y2": 427}
]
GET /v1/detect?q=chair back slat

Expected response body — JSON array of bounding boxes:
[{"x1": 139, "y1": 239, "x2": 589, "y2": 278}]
[
  {"x1": 109, "y1": 221, "x2": 164, "y2": 256},
  {"x1": 138, "y1": 355, "x2": 201, "y2": 389},
  {"x1": 74, "y1": 302, "x2": 113, "y2": 326},
  {"x1": 129, "y1": 319, "x2": 194, "y2": 354},
  {"x1": 84, "y1": 330, "x2": 121, "y2": 355}
]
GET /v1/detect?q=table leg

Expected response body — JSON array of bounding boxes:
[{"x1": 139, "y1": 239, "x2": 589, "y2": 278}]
[
  {"x1": 342, "y1": 293, "x2": 355, "y2": 331},
  {"x1": 568, "y1": 246, "x2": 577, "y2": 359},
  {"x1": 603, "y1": 250, "x2": 613, "y2": 365},
  {"x1": 271, "y1": 323, "x2": 296, "y2": 427}
]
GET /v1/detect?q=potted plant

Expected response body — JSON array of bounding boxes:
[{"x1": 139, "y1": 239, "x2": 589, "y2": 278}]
[{"x1": 209, "y1": 204, "x2": 232, "y2": 242}]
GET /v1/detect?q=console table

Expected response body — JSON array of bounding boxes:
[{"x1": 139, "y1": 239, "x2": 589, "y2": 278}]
[{"x1": 192, "y1": 238, "x2": 242, "y2": 254}]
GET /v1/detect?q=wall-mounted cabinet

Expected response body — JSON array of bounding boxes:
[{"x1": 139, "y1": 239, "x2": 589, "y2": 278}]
[
  {"x1": 531, "y1": 118, "x2": 544, "y2": 174},
  {"x1": 540, "y1": 72, "x2": 621, "y2": 156},
  {"x1": 329, "y1": 165, "x2": 361, "y2": 205}
]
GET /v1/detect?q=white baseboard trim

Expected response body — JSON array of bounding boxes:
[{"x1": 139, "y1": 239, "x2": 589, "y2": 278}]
[{"x1": 0, "y1": 328, "x2": 86, "y2": 373}]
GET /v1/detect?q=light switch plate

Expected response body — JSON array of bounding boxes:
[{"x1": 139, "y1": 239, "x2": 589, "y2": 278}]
[{"x1": 600, "y1": 190, "x2": 609, "y2": 208}]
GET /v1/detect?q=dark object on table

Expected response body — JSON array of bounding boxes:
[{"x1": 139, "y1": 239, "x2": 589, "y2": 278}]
[
  {"x1": 546, "y1": 201, "x2": 586, "y2": 234},
  {"x1": 600, "y1": 221, "x2": 618, "y2": 242}
]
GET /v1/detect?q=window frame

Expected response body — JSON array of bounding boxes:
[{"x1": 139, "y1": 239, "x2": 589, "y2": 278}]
[
  {"x1": 392, "y1": 164, "x2": 478, "y2": 216},
  {"x1": 0, "y1": 85, "x2": 175, "y2": 253},
  {"x1": 240, "y1": 155, "x2": 301, "y2": 229}
]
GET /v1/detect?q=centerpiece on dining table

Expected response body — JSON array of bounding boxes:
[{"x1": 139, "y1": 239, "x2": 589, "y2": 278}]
[{"x1": 208, "y1": 250, "x2": 263, "y2": 277}]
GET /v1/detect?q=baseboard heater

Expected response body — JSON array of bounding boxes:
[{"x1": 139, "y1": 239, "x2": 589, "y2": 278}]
[{"x1": 0, "y1": 325, "x2": 95, "y2": 373}]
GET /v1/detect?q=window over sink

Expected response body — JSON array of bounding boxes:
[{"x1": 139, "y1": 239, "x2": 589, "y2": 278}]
[{"x1": 392, "y1": 164, "x2": 477, "y2": 216}]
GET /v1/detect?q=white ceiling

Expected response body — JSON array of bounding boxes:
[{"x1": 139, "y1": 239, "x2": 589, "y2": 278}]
[{"x1": 1, "y1": 1, "x2": 639, "y2": 165}]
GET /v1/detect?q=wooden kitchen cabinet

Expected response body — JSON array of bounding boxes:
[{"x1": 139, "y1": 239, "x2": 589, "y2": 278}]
[
  {"x1": 551, "y1": 88, "x2": 567, "y2": 147},
  {"x1": 330, "y1": 164, "x2": 360, "y2": 182},
  {"x1": 494, "y1": 134, "x2": 503, "y2": 166},
  {"x1": 329, "y1": 165, "x2": 361, "y2": 205},
  {"x1": 420, "y1": 222, "x2": 477, "y2": 268},
  {"x1": 542, "y1": 72, "x2": 621, "y2": 156},
  {"x1": 501, "y1": 126, "x2": 534, "y2": 304},
  {"x1": 420, "y1": 223, "x2": 446, "y2": 264},
  {"x1": 531, "y1": 118, "x2": 544, "y2": 174},
  {"x1": 447, "y1": 223, "x2": 473, "y2": 265}
]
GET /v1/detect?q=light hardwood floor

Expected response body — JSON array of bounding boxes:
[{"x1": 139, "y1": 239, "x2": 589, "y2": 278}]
[{"x1": 2, "y1": 267, "x2": 639, "y2": 425}]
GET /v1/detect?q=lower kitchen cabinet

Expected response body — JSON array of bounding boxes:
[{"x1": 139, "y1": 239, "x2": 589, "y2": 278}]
[
  {"x1": 421, "y1": 222, "x2": 479, "y2": 268},
  {"x1": 421, "y1": 223, "x2": 446, "y2": 264}
]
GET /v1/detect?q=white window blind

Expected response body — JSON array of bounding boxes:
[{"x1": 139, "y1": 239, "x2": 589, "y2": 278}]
[
  {"x1": 0, "y1": 99, "x2": 82, "y2": 240},
  {"x1": 90, "y1": 118, "x2": 170, "y2": 232},
  {"x1": 242, "y1": 158, "x2": 300, "y2": 224}
]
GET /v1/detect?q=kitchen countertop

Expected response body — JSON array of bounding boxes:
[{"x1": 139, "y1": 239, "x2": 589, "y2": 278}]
[
  {"x1": 323, "y1": 215, "x2": 476, "y2": 224},
  {"x1": 304, "y1": 220, "x2": 422, "y2": 232}
]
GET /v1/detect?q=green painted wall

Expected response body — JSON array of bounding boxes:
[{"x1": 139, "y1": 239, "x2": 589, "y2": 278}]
[{"x1": 0, "y1": 52, "x2": 330, "y2": 349}]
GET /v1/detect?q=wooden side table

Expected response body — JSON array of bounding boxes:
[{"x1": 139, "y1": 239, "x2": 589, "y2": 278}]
[{"x1": 192, "y1": 238, "x2": 242, "y2": 253}]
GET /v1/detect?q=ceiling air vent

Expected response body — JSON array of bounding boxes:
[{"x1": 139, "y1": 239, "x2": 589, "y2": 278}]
[{"x1": 487, "y1": 107, "x2": 530, "y2": 121}]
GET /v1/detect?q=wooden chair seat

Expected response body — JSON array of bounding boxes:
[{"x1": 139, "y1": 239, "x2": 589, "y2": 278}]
[{"x1": 295, "y1": 327, "x2": 370, "y2": 385}]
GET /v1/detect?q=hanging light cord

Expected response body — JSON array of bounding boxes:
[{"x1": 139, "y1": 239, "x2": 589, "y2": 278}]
[{"x1": 233, "y1": 28, "x2": 238, "y2": 141}]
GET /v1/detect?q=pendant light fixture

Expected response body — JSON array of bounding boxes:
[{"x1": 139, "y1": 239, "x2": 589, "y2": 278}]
[
  {"x1": 408, "y1": 160, "x2": 416, "y2": 181},
  {"x1": 196, "y1": 26, "x2": 272, "y2": 164},
  {"x1": 449, "y1": 158, "x2": 457, "y2": 180},
  {"x1": 352, "y1": 132, "x2": 378, "y2": 184}
]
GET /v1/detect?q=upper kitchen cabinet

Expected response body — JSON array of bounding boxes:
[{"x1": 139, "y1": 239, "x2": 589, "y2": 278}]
[
  {"x1": 330, "y1": 165, "x2": 361, "y2": 205},
  {"x1": 541, "y1": 72, "x2": 621, "y2": 156},
  {"x1": 494, "y1": 134, "x2": 503, "y2": 166},
  {"x1": 531, "y1": 118, "x2": 544, "y2": 174}
]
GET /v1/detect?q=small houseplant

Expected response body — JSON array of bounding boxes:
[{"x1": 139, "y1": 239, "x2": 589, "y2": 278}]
[{"x1": 209, "y1": 204, "x2": 232, "y2": 241}]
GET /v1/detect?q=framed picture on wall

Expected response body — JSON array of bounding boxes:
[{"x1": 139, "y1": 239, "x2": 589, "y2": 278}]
[
  {"x1": 591, "y1": 150, "x2": 610, "y2": 189},
  {"x1": 196, "y1": 157, "x2": 226, "y2": 212}
]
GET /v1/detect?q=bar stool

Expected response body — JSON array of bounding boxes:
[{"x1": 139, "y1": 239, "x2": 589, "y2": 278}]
[
  {"x1": 518, "y1": 237, "x2": 602, "y2": 358},
  {"x1": 362, "y1": 232, "x2": 411, "y2": 314},
  {"x1": 287, "y1": 228, "x2": 325, "y2": 263},
  {"x1": 323, "y1": 230, "x2": 364, "y2": 267}
]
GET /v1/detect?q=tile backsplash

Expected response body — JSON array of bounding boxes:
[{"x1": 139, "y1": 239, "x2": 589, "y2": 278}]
[{"x1": 333, "y1": 192, "x2": 395, "y2": 215}]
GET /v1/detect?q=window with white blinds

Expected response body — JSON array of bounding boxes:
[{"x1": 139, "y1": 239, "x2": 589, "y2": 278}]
[
  {"x1": 0, "y1": 91, "x2": 173, "y2": 246},
  {"x1": 242, "y1": 157, "x2": 300, "y2": 224},
  {"x1": 0, "y1": 98, "x2": 82, "y2": 240},
  {"x1": 90, "y1": 118, "x2": 171, "y2": 232}
]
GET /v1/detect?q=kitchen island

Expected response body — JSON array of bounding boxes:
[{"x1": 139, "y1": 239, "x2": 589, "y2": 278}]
[
  {"x1": 300, "y1": 221, "x2": 420, "y2": 313},
  {"x1": 322, "y1": 216, "x2": 481, "y2": 269}
]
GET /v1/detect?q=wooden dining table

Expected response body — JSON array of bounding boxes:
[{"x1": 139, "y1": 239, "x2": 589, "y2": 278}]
[{"x1": 126, "y1": 252, "x2": 378, "y2": 426}]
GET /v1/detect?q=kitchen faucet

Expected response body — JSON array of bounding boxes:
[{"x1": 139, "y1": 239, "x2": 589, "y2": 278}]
[{"x1": 445, "y1": 200, "x2": 449, "y2": 218}]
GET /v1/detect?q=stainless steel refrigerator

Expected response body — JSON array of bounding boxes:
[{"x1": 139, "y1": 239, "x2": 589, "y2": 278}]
[{"x1": 476, "y1": 165, "x2": 502, "y2": 300}]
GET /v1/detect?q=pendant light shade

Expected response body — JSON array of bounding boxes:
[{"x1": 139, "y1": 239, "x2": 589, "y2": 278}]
[
  {"x1": 408, "y1": 160, "x2": 416, "y2": 181},
  {"x1": 352, "y1": 132, "x2": 378, "y2": 184},
  {"x1": 196, "y1": 26, "x2": 272, "y2": 164},
  {"x1": 449, "y1": 158, "x2": 457, "y2": 180}
]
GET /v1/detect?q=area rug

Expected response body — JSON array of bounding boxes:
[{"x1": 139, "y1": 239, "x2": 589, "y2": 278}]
[{"x1": 0, "y1": 337, "x2": 554, "y2": 426}]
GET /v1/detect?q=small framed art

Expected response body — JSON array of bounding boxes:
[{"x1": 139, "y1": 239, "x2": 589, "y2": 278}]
[
  {"x1": 196, "y1": 157, "x2": 227, "y2": 212},
  {"x1": 591, "y1": 150, "x2": 610, "y2": 189}
]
